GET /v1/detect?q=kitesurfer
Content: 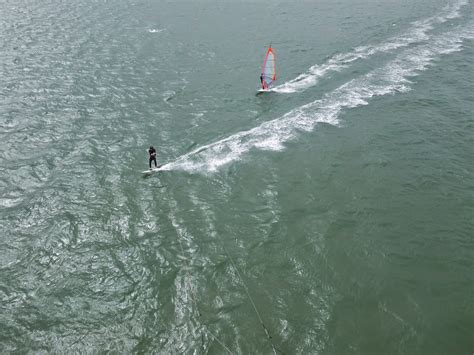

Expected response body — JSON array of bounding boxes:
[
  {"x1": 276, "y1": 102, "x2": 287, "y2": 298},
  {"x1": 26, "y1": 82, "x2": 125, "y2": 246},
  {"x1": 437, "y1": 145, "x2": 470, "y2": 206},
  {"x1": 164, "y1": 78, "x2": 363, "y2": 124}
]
[{"x1": 148, "y1": 146, "x2": 157, "y2": 169}]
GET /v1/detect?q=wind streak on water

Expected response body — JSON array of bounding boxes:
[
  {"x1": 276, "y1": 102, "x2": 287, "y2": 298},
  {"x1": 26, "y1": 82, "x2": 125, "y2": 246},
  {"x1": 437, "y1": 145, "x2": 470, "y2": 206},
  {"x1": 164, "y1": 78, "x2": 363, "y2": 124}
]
[
  {"x1": 272, "y1": 0, "x2": 468, "y2": 93},
  {"x1": 161, "y1": 23, "x2": 474, "y2": 173}
]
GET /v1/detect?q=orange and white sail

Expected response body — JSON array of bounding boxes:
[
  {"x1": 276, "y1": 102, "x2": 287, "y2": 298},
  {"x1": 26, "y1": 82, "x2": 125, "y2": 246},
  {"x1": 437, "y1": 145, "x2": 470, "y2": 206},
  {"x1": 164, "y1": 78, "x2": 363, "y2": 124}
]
[{"x1": 261, "y1": 46, "x2": 276, "y2": 89}]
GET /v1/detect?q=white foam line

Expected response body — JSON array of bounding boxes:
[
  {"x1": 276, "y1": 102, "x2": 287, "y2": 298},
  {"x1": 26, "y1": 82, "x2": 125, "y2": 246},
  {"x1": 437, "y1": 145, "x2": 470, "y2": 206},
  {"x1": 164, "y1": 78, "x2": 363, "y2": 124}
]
[
  {"x1": 159, "y1": 23, "x2": 473, "y2": 174},
  {"x1": 272, "y1": 0, "x2": 468, "y2": 93},
  {"x1": 148, "y1": 28, "x2": 164, "y2": 33}
]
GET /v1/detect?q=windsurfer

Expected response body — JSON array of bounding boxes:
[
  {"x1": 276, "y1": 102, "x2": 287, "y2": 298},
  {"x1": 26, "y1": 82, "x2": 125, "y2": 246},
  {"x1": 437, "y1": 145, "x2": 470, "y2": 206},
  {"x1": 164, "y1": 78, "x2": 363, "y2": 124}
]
[
  {"x1": 148, "y1": 146, "x2": 157, "y2": 169},
  {"x1": 258, "y1": 46, "x2": 275, "y2": 92}
]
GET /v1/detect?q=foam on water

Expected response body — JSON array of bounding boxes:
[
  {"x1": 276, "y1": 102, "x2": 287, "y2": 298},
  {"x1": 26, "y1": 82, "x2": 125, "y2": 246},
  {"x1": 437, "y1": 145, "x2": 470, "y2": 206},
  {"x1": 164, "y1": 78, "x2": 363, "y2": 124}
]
[
  {"x1": 272, "y1": 0, "x2": 468, "y2": 93},
  {"x1": 148, "y1": 28, "x2": 164, "y2": 33},
  {"x1": 161, "y1": 22, "x2": 474, "y2": 174}
]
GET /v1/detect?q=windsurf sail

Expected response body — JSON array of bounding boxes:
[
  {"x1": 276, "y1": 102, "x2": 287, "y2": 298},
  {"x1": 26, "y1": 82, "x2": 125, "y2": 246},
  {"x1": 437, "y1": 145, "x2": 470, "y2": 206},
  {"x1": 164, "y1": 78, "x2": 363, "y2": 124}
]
[{"x1": 261, "y1": 46, "x2": 276, "y2": 89}]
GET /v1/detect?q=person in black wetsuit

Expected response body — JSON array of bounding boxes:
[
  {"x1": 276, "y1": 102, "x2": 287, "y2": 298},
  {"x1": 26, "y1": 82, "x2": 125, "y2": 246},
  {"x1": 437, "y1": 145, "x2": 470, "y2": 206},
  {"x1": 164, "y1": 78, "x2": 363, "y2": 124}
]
[
  {"x1": 148, "y1": 146, "x2": 157, "y2": 169},
  {"x1": 260, "y1": 73, "x2": 264, "y2": 89}
]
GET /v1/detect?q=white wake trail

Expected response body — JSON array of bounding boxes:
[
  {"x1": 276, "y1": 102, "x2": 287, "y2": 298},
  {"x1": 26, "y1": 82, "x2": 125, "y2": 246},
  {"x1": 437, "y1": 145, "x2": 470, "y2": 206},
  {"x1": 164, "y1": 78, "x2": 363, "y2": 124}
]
[
  {"x1": 159, "y1": 22, "x2": 473, "y2": 174},
  {"x1": 272, "y1": 0, "x2": 468, "y2": 93}
]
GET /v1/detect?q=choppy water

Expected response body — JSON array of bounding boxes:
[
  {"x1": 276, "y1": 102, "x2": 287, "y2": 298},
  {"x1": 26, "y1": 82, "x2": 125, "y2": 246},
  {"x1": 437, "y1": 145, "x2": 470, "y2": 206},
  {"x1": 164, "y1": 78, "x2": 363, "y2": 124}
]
[{"x1": 1, "y1": 0, "x2": 473, "y2": 353}]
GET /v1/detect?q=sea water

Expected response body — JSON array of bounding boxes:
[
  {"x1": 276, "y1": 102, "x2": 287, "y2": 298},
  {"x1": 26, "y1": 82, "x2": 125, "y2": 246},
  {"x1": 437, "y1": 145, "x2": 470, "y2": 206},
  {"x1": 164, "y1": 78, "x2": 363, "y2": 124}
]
[{"x1": 0, "y1": 0, "x2": 473, "y2": 353}]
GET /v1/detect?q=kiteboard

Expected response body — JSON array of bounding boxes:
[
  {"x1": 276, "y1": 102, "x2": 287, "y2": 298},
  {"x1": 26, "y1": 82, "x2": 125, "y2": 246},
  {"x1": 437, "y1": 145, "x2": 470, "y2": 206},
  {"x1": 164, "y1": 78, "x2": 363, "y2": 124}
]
[{"x1": 142, "y1": 165, "x2": 163, "y2": 175}]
